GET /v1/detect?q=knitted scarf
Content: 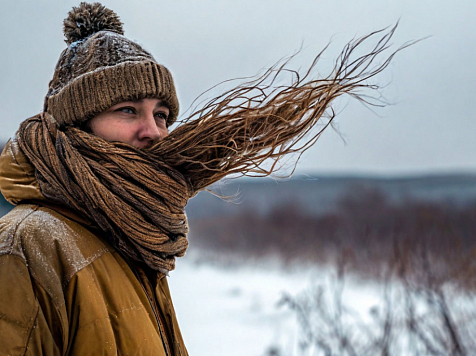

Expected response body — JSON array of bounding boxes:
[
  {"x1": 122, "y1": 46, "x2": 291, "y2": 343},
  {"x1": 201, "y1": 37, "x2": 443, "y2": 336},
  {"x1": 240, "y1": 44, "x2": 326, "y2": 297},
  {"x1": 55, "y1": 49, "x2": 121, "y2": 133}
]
[
  {"x1": 17, "y1": 114, "x2": 190, "y2": 272},
  {"x1": 16, "y1": 26, "x2": 410, "y2": 272}
]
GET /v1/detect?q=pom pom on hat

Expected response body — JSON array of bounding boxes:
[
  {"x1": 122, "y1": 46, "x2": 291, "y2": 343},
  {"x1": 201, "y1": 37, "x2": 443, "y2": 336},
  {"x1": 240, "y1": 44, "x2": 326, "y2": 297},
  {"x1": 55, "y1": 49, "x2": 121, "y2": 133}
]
[{"x1": 63, "y1": 2, "x2": 124, "y2": 44}]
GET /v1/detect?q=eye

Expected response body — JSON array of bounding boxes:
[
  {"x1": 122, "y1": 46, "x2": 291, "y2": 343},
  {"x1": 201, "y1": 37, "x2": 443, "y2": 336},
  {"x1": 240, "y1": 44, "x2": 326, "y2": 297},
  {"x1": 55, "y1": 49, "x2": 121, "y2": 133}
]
[
  {"x1": 154, "y1": 111, "x2": 168, "y2": 122},
  {"x1": 116, "y1": 106, "x2": 136, "y2": 114}
]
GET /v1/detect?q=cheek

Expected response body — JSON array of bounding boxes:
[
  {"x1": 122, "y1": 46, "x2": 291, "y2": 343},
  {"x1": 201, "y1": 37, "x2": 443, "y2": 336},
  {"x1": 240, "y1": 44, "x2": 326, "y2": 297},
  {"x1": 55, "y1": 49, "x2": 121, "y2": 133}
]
[
  {"x1": 90, "y1": 120, "x2": 111, "y2": 140},
  {"x1": 160, "y1": 127, "x2": 169, "y2": 138},
  {"x1": 89, "y1": 116, "x2": 106, "y2": 136},
  {"x1": 90, "y1": 118, "x2": 134, "y2": 143}
]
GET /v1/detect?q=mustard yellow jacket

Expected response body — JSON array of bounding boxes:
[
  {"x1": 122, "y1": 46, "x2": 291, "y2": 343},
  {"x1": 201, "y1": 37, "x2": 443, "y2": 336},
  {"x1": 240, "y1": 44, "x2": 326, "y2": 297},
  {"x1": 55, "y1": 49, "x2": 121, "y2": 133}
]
[{"x1": 0, "y1": 140, "x2": 188, "y2": 355}]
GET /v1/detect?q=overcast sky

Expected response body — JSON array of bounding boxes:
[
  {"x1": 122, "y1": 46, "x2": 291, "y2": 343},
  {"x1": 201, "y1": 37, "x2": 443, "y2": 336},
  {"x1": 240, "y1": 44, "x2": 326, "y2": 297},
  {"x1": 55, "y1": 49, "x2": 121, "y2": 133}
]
[{"x1": 1, "y1": 0, "x2": 475, "y2": 176}]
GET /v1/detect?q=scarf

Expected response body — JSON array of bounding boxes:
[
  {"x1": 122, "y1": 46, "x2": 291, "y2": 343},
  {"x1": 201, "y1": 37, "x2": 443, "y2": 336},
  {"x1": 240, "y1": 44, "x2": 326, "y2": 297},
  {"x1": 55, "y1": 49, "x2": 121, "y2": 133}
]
[{"x1": 16, "y1": 26, "x2": 409, "y2": 272}]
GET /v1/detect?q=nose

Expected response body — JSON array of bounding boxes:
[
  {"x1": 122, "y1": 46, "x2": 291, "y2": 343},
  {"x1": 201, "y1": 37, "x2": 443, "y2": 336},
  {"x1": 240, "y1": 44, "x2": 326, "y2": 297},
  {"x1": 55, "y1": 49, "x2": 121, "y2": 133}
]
[{"x1": 138, "y1": 113, "x2": 161, "y2": 145}]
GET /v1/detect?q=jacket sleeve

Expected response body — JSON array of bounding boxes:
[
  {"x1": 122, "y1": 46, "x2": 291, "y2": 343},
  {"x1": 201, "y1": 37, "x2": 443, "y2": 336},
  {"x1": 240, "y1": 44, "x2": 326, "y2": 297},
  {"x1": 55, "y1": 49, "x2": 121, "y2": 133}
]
[{"x1": 0, "y1": 254, "x2": 61, "y2": 355}]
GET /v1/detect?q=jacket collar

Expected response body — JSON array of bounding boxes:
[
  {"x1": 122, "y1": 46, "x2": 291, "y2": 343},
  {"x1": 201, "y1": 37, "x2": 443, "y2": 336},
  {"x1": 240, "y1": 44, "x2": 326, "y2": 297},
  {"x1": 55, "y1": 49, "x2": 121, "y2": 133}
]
[
  {"x1": 0, "y1": 138, "x2": 93, "y2": 226},
  {"x1": 0, "y1": 138, "x2": 45, "y2": 205}
]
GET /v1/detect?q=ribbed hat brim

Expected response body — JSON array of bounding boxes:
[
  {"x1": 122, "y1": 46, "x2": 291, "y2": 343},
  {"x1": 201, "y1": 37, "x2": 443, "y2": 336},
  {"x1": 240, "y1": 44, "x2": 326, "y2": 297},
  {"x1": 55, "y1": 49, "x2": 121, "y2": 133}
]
[{"x1": 47, "y1": 60, "x2": 179, "y2": 126}]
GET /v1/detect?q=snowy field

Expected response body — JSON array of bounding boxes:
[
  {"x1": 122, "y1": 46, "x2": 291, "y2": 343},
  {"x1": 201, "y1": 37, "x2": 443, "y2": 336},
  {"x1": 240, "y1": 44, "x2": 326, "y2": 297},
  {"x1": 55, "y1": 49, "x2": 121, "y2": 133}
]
[{"x1": 168, "y1": 255, "x2": 383, "y2": 356}]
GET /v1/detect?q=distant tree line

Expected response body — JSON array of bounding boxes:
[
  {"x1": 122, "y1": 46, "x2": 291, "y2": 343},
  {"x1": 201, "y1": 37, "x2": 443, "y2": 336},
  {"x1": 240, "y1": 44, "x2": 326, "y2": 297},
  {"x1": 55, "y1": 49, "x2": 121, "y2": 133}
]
[{"x1": 192, "y1": 186, "x2": 476, "y2": 288}]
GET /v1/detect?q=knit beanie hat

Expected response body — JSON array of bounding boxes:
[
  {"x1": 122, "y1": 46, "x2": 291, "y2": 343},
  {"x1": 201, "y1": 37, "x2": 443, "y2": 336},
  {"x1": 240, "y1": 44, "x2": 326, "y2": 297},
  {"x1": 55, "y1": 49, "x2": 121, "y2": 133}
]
[{"x1": 43, "y1": 2, "x2": 179, "y2": 127}]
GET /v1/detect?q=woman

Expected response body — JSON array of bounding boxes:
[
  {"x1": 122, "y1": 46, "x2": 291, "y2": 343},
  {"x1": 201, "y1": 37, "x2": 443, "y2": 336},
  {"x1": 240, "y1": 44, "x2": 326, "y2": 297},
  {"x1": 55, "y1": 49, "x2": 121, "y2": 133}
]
[{"x1": 0, "y1": 2, "x2": 403, "y2": 355}]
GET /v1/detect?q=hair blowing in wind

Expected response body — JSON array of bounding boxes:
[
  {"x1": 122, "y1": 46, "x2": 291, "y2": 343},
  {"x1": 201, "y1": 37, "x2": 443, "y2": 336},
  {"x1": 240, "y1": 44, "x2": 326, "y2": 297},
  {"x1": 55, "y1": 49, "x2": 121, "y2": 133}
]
[{"x1": 154, "y1": 24, "x2": 416, "y2": 194}]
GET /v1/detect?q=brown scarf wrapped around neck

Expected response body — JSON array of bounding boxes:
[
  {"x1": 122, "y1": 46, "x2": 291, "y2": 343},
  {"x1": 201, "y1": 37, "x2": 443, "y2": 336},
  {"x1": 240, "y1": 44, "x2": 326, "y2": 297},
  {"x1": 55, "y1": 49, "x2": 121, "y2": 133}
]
[
  {"x1": 17, "y1": 114, "x2": 191, "y2": 272},
  {"x1": 15, "y1": 26, "x2": 412, "y2": 272}
]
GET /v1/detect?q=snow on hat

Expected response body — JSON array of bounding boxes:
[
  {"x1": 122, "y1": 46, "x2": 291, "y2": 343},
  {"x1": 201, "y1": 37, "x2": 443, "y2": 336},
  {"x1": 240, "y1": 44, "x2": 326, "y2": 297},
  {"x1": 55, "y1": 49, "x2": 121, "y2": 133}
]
[{"x1": 44, "y1": 2, "x2": 179, "y2": 127}]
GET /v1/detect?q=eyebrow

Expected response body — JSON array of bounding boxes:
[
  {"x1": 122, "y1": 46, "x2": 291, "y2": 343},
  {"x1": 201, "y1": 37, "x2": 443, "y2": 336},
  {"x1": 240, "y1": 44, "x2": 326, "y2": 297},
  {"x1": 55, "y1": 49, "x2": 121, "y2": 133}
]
[{"x1": 129, "y1": 99, "x2": 168, "y2": 110}]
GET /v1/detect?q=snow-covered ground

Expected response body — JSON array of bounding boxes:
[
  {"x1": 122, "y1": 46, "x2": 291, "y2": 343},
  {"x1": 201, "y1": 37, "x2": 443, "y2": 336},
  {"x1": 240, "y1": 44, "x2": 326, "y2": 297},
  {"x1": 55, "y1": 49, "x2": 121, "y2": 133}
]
[{"x1": 168, "y1": 255, "x2": 383, "y2": 356}]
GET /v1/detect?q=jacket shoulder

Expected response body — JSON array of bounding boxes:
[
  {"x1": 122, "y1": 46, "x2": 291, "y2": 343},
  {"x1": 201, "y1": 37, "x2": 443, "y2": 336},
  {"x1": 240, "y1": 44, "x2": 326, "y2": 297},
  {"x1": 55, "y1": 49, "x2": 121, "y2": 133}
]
[
  {"x1": 0, "y1": 204, "x2": 112, "y2": 355},
  {"x1": 0, "y1": 204, "x2": 110, "y2": 304}
]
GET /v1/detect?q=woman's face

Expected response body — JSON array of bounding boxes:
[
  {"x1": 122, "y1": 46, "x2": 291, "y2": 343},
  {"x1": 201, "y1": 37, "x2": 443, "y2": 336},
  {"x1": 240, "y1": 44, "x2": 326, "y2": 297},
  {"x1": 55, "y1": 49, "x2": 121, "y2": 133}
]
[{"x1": 89, "y1": 98, "x2": 169, "y2": 149}]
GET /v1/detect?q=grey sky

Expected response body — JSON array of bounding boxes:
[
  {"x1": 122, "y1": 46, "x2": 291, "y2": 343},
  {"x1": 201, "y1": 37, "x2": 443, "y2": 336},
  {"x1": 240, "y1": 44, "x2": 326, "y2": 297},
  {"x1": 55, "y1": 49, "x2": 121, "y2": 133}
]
[{"x1": 1, "y1": 0, "x2": 475, "y2": 175}]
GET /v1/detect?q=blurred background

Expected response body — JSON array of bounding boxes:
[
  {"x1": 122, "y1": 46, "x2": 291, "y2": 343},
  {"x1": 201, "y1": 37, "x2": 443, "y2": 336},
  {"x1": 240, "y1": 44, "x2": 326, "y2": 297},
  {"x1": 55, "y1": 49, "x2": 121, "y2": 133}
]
[{"x1": 1, "y1": 1, "x2": 476, "y2": 355}]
